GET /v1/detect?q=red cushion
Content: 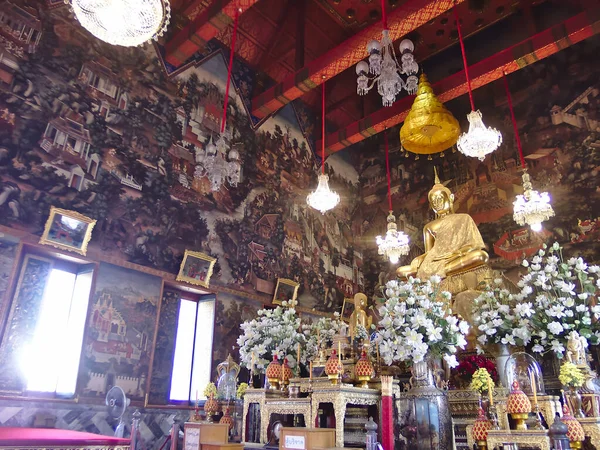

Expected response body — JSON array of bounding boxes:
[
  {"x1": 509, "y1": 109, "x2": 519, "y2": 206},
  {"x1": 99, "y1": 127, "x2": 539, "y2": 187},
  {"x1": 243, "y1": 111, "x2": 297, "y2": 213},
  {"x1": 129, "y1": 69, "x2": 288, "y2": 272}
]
[{"x1": 0, "y1": 427, "x2": 131, "y2": 445}]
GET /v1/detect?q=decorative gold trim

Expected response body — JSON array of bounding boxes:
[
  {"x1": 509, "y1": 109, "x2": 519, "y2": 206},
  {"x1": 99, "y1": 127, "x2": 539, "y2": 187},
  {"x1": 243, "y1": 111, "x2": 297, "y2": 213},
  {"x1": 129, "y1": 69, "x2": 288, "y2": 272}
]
[
  {"x1": 272, "y1": 278, "x2": 299, "y2": 305},
  {"x1": 176, "y1": 249, "x2": 216, "y2": 288},
  {"x1": 39, "y1": 207, "x2": 96, "y2": 256}
]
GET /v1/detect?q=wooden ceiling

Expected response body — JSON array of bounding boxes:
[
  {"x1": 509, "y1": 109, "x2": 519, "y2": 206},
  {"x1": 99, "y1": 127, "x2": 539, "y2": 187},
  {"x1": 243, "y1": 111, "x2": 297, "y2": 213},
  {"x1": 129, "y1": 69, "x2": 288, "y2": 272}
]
[{"x1": 164, "y1": 0, "x2": 598, "y2": 151}]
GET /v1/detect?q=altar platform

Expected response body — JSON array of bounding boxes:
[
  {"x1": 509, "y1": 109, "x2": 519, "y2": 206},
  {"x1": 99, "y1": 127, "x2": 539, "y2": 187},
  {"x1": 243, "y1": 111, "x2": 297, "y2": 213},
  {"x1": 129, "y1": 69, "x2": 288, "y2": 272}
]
[{"x1": 0, "y1": 427, "x2": 131, "y2": 450}]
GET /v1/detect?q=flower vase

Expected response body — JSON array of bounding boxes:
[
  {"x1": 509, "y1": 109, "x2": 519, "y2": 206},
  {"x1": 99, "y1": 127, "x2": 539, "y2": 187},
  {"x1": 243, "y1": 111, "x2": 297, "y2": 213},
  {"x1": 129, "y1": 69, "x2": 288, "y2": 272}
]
[
  {"x1": 493, "y1": 344, "x2": 510, "y2": 388},
  {"x1": 566, "y1": 387, "x2": 585, "y2": 419},
  {"x1": 406, "y1": 357, "x2": 452, "y2": 450}
]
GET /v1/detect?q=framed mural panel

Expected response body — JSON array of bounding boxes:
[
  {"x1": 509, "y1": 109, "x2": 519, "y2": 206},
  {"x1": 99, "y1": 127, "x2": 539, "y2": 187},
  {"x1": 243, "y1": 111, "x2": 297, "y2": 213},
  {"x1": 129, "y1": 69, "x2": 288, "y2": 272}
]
[
  {"x1": 176, "y1": 250, "x2": 216, "y2": 288},
  {"x1": 78, "y1": 262, "x2": 161, "y2": 402},
  {"x1": 39, "y1": 207, "x2": 96, "y2": 256},
  {"x1": 341, "y1": 297, "x2": 355, "y2": 323},
  {"x1": 272, "y1": 278, "x2": 299, "y2": 305}
]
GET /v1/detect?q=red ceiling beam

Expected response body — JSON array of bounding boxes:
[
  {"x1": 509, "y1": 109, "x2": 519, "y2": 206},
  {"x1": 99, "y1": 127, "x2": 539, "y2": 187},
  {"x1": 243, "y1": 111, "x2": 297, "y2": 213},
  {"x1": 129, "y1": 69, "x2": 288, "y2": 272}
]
[
  {"x1": 319, "y1": 8, "x2": 600, "y2": 155},
  {"x1": 251, "y1": 0, "x2": 466, "y2": 119},
  {"x1": 165, "y1": 0, "x2": 261, "y2": 67}
]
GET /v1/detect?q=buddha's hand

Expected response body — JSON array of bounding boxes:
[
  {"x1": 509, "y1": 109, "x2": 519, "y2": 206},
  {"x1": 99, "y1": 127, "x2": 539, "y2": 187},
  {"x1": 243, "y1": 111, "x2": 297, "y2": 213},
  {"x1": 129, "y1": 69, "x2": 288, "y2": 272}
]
[
  {"x1": 410, "y1": 253, "x2": 426, "y2": 269},
  {"x1": 431, "y1": 251, "x2": 455, "y2": 262}
]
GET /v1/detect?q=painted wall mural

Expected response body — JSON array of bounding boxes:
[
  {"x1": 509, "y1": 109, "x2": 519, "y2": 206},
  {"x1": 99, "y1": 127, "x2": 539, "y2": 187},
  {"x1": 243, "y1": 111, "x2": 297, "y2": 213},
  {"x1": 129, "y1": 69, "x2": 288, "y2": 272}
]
[
  {"x1": 357, "y1": 36, "x2": 600, "y2": 292},
  {"x1": 79, "y1": 262, "x2": 161, "y2": 401},
  {"x1": 0, "y1": 1, "x2": 362, "y2": 316}
]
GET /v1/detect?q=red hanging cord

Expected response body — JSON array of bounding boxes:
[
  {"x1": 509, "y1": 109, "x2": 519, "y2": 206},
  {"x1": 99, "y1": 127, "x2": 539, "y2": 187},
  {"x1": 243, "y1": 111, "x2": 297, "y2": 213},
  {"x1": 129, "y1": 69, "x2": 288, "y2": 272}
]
[
  {"x1": 453, "y1": 2, "x2": 475, "y2": 111},
  {"x1": 380, "y1": 0, "x2": 388, "y2": 30},
  {"x1": 221, "y1": 9, "x2": 239, "y2": 134},
  {"x1": 384, "y1": 129, "x2": 392, "y2": 212},
  {"x1": 321, "y1": 82, "x2": 326, "y2": 174},
  {"x1": 503, "y1": 72, "x2": 527, "y2": 168}
]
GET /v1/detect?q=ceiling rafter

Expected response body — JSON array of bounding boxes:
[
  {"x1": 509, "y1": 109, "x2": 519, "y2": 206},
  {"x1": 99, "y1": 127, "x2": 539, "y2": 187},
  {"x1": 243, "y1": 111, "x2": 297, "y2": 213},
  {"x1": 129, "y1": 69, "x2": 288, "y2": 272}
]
[
  {"x1": 317, "y1": 8, "x2": 600, "y2": 155},
  {"x1": 250, "y1": 0, "x2": 467, "y2": 119},
  {"x1": 256, "y1": 0, "x2": 293, "y2": 68},
  {"x1": 165, "y1": 0, "x2": 262, "y2": 67}
]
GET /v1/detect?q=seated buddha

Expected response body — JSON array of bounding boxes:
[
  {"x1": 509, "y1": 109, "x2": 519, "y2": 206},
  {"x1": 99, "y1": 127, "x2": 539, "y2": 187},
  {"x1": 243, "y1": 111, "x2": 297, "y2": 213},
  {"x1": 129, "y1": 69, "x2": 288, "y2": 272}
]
[
  {"x1": 397, "y1": 169, "x2": 488, "y2": 280},
  {"x1": 349, "y1": 293, "x2": 372, "y2": 341}
]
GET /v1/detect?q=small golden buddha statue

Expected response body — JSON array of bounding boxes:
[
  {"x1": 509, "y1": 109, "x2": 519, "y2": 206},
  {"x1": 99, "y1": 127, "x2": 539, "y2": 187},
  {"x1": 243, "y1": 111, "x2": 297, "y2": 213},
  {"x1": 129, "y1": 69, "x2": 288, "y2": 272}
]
[
  {"x1": 397, "y1": 169, "x2": 488, "y2": 280},
  {"x1": 349, "y1": 293, "x2": 372, "y2": 340}
]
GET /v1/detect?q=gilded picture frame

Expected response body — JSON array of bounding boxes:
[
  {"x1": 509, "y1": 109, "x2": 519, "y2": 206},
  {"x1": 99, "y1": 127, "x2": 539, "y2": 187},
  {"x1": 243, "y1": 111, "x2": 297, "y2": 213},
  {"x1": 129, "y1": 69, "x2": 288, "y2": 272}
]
[
  {"x1": 39, "y1": 207, "x2": 96, "y2": 256},
  {"x1": 341, "y1": 297, "x2": 355, "y2": 322},
  {"x1": 176, "y1": 250, "x2": 216, "y2": 288},
  {"x1": 272, "y1": 278, "x2": 299, "y2": 305}
]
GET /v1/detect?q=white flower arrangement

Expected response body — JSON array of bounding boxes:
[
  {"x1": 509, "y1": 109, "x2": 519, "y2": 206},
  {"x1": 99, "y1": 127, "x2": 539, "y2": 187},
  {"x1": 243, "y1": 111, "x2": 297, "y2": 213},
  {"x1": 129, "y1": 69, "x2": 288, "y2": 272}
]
[
  {"x1": 302, "y1": 313, "x2": 343, "y2": 363},
  {"x1": 376, "y1": 277, "x2": 469, "y2": 368},
  {"x1": 237, "y1": 302, "x2": 305, "y2": 371},
  {"x1": 473, "y1": 279, "x2": 533, "y2": 350},
  {"x1": 517, "y1": 242, "x2": 600, "y2": 358}
]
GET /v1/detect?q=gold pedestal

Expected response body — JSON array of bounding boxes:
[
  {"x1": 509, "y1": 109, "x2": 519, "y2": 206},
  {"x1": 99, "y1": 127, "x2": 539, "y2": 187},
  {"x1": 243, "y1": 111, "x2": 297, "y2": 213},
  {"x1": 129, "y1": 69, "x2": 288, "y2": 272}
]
[
  {"x1": 328, "y1": 374, "x2": 339, "y2": 385},
  {"x1": 476, "y1": 440, "x2": 487, "y2": 449},
  {"x1": 357, "y1": 375, "x2": 370, "y2": 388},
  {"x1": 571, "y1": 442, "x2": 582, "y2": 449},
  {"x1": 267, "y1": 378, "x2": 279, "y2": 390},
  {"x1": 511, "y1": 413, "x2": 529, "y2": 430}
]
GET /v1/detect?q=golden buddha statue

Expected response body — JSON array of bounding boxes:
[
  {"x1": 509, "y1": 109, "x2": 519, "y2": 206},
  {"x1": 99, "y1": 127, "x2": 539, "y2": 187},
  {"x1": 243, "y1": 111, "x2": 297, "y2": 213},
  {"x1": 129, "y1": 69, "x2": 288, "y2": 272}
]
[
  {"x1": 349, "y1": 293, "x2": 372, "y2": 340},
  {"x1": 397, "y1": 169, "x2": 488, "y2": 280}
]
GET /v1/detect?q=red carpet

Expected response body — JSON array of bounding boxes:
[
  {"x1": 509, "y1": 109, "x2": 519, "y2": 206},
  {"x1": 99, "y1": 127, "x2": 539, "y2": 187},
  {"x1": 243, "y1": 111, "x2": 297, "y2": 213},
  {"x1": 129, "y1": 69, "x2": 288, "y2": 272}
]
[{"x1": 0, "y1": 427, "x2": 130, "y2": 446}]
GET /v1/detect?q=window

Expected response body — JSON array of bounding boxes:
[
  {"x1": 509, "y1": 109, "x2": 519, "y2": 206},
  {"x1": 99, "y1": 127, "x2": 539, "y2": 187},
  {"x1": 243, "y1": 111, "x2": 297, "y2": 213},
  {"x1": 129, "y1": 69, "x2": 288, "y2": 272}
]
[
  {"x1": 19, "y1": 261, "x2": 94, "y2": 396},
  {"x1": 169, "y1": 295, "x2": 215, "y2": 402}
]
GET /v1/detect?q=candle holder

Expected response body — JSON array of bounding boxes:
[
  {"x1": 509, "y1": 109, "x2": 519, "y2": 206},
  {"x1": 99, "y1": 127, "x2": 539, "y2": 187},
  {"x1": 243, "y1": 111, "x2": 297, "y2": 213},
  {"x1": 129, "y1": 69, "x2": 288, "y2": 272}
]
[{"x1": 532, "y1": 403, "x2": 545, "y2": 430}]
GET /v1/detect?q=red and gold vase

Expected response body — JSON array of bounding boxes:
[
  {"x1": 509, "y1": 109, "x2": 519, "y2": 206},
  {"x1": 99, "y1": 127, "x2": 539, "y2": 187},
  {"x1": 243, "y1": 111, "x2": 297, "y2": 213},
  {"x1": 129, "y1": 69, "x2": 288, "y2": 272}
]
[
  {"x1": 562, "y1": 403, "x2": 585, "y2": 449},
  {"x1": 472, "y1": 407, "x2": 491, "y2": 448},
  {"x1": 219, "y1": 406, "x2": 234, "y2": 431},
  {"x1": 266, "y1": 355, "x2": 282, "y2": 389},
  {"x1": 325, "y1": 349, "x2": 343, "y2": 385},
  {"x1": 204, "y1": 394, "x2": 219, "y2": 422},
  {"x1": 506, "y1": 380, "x2": 531, "y2": 430},
  {"x1": 355, "y1": 350, "x2": 374, "y2": 388}
]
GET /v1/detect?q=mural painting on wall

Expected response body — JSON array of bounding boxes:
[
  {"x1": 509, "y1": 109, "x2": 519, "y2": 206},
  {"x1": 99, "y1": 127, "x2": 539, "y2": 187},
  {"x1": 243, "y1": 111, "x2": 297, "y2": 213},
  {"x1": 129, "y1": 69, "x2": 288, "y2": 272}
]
[
  {"x1": 213, "y1": 292, "x2": 261, "y2": 374},
  {"x1": 358, "y1": 37, "x2": 600, "y2": 290},
  {"x1": 0, "y1": 1, "x2": 363, "y2": 314},
  {"x1": 0, "y1": 234, "x2": 18, "y2": 304},
  {"x1": 78, "y1": 262, "x2": 161, "y2": 401}
]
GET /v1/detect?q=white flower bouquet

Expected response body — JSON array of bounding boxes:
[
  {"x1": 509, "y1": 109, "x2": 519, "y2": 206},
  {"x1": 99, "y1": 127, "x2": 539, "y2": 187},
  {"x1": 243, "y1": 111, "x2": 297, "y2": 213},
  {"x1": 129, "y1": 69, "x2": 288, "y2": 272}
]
[
  {"x1": 517, "y1": 242, "x2": 600, "y2": 357},
  {"x1": 302, "y1": 313, "x2": 343, "y2": 363},
  {"x1": 237, "y1": 302, "x2": 305, "y2": 371},
  {"x1": 473, "y1": 279, "x2": 533, "y2": 349},
  {"x1": 376, "y1": 277, "x2": 469, "y2": 368}
]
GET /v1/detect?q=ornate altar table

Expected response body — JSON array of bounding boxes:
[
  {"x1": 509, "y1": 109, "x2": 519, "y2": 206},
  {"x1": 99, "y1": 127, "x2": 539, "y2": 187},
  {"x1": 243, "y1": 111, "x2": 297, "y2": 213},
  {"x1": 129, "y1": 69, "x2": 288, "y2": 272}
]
[
  {"x1": 263, "y1": 398, "x2": 312, "y2": 444},
  {"x1": 310, "y1": 383, "x2": 380, "y2": 448},
  {"x1": 486, "y1": 429, "x2": 550, "y2": 450},
  {"x1": 0, "y1": 427, "x2": 130, "y2": 450}
]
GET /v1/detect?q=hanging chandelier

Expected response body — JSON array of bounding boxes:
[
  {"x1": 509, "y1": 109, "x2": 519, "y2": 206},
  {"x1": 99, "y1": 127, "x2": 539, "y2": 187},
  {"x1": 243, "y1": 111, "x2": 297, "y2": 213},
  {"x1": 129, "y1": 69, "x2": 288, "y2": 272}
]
[
  {"x1": 453, "y1": 2, "x2": 501, "y2": 161},
  {"x1": 307, "y1": 82, "x2": 340, "y2": 214},
  {"x1": 356, "y1": 0, "x2": 418, "y2": 107},
  {"x1": 68, "y1": 0, "x2": 171, "y2": 47},
  {"x1": 194, "y1": 10, "x2": 242, "y2": 192},
  {"x1": 376, "y1": 130, "x2": 410, "y2": 263},
  {"x1": 503, "y1": 73, "x2": 554, "y2": 232}
]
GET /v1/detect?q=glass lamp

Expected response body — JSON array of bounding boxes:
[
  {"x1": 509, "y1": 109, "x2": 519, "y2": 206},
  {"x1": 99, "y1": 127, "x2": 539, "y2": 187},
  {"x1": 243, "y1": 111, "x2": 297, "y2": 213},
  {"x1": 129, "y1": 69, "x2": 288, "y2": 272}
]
[
  {"x1": 307, "y1": 174, "x2": 340, "y2": 214},
  {"x1": 513, "y1": 171, "x2": 555, "y2": 232}
]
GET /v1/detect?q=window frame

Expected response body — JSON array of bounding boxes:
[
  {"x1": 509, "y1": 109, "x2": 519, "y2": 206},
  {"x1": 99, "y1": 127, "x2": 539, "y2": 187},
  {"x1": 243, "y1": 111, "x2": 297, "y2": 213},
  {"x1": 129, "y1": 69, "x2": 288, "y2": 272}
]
[{"x1": 0, "y1": 243, "x2": 98, "y2": 402}]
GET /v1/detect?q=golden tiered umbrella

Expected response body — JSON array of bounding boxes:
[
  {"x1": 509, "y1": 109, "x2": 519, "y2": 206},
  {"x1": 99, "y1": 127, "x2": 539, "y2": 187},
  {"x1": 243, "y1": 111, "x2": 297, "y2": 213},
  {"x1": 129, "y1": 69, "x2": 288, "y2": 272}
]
[{"x1": 400, "y1": 73, "x2": 460, "y2": 155}]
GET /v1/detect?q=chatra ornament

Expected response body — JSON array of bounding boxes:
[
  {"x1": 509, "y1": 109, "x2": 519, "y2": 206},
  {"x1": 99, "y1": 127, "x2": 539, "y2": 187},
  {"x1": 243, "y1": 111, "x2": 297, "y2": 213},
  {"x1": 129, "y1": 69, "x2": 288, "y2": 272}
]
[
  {"x1": 325, "y1": 349, "x2": 344, "y2": 385},
  {"x1": 471, "y1": 407, "x2": 492, "y2": 449},
  {"x1": 506, "y1": 380, "x2": 531, "y2": 430},
  {"x1": 355, "y1": 350, "x2": 375, "y2": 388},
  {"x1": 266, "y1": 355, "x2": 282, "y2": 390}
]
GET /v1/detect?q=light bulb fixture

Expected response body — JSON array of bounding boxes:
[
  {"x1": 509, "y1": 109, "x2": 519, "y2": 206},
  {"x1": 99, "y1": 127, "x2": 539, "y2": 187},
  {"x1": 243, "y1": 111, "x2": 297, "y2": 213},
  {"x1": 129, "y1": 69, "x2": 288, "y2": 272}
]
[
  {"x1": 193, "y1": 10, "x2": 242, "y2": 191},
  {"x1": 503, "y1": 72, "x2": 554, "y2": 231},
  {"x1": 377, "y1": 212, "x2": 410, "y2": 264},
  {"x1": 68, "y1": 0, "x2": 171, "y2": 47},
  {"x1": 355, "y1": 0, "x2": 419, "y2": 107},
  {"x1": 307, "y1": 82, "x2": 339, "y2": 214},
  {"x1": 453, "y1": 2, "x2": 501, "y2": 160},
  {"x1": 376, "y1": 129, "x2": 410, "y2": 263},
  {"x1": 513, "y1": 172, "x2": 554, "y2": 232}
]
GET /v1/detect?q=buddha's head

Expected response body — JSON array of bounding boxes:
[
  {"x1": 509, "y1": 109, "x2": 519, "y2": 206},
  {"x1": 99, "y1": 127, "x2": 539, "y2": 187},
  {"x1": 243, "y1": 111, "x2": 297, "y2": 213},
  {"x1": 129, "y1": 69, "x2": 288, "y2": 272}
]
[
  {"x1": 354, "y1": 293, "x2": 368, "y2": 309},
  {"x1": 428, "y1": 167, "x2": 454, "y2": 216}
]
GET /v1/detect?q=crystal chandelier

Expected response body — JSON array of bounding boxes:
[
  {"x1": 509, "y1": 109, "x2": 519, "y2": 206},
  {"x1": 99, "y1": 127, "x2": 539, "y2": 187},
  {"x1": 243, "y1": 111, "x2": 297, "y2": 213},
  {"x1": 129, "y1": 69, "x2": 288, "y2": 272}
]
[
  {"x1": 376, "y1": 130, "x2": 410, "y2": 263},
  {"x1": 307, "y1": 83, "x2": 339, "y2": 214},
  {"x1": 356, "y1": 0, "x2": 418, "y2": 107},
  {"x1": 457, "y1": 110, "x2": 503, "y2": 161},
  {"x1": 503, "y1": 72, "x2": 554, "y2": 231},
  {"x1": 68, "y1": 0, "x2": 171, "y2": 47},
  {"x1": 513, "y1": 172, "x2": 555, "y2": 232},
  {"x1": 377, "y1": 213, "x2": 410, "y2": 264},
  {"x1": 454, "y1": 4, "x2": 501, "y2": 160},
  {"x1": 193, "y1": 10, "x2": 242, "y2": 192}
]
